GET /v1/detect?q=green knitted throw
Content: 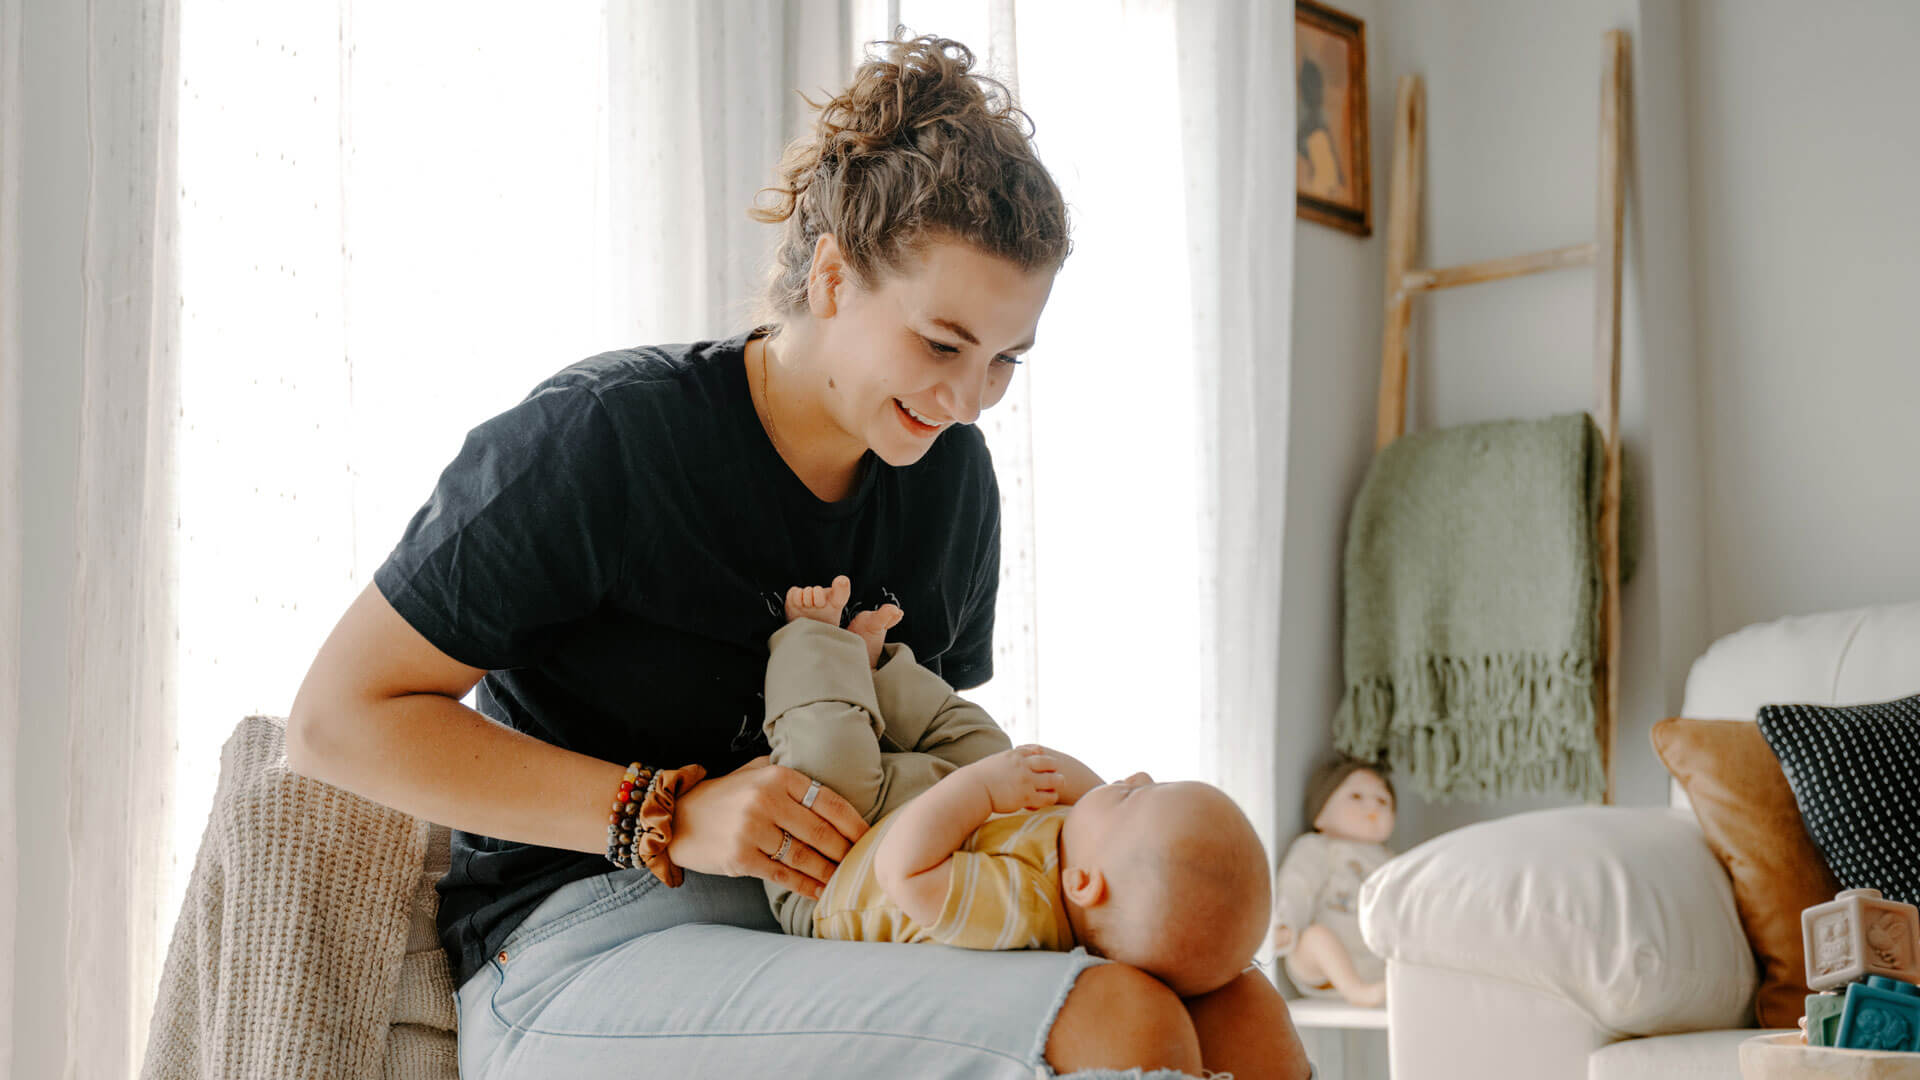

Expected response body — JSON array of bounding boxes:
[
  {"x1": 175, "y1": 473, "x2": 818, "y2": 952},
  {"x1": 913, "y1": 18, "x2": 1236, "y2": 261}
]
[{"x1": 1333, "y1": 413, "x2": 1610, "y2": 803}]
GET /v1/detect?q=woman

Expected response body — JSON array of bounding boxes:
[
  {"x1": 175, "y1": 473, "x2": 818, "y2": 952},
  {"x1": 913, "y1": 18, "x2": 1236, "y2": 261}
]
[{"x1": 288, "y1": 34, "x2": 1310, "y2": 1079}]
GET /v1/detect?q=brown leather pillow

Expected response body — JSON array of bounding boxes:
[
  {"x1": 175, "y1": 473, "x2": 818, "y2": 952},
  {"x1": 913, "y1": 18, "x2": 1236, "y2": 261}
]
[{"x1": 1651, "y1": 717, "x2": 1842, "y2": 1029}]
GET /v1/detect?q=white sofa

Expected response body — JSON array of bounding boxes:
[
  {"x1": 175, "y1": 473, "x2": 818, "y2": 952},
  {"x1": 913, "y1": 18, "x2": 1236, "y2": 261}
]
[{"x1": 1356, "y1": 600, "x2": 1920, "y2": 1080}]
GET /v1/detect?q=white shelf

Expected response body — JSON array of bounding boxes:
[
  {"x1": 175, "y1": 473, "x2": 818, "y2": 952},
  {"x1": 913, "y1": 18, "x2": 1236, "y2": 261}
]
[{"x1": 1287, "y1": 997, "x2": 1390, "y2": 1030}]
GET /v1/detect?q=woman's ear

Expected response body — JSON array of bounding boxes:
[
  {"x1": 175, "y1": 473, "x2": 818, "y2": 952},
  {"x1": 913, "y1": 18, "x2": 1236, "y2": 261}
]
[
  {"x1": 807, "y1": 234, "x2": 846, "y2": 318},
  {"x1": 1062, "y1": 865, "x2": 1107, "y2": 909}
]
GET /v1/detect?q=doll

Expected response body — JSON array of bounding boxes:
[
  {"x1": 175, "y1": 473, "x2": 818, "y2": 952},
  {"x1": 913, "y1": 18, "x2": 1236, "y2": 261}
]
[{"x1": 1269, "y1": 756, "x2": 1396, "y2": 1007}]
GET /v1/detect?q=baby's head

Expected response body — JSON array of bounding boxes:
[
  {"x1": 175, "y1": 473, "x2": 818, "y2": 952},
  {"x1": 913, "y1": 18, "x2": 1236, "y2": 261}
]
[{"x1": 1058, "y1": 774, "x2": 1271, "y2": 997}]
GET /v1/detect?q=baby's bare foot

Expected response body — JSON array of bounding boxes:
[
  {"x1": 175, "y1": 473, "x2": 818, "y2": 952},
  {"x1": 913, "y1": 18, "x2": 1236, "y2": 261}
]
[
  {"x1": 784, "y1": 575, "x2": 852, "y2": 627},
  {"x1": 846, "y1": 604, "x2": 903, "y2": 668}
]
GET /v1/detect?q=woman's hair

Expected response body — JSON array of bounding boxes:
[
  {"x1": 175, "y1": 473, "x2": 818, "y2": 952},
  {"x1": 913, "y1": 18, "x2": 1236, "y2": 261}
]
[{"x1": 749, "y1": 33, "x2": 1071, "y2": 325}]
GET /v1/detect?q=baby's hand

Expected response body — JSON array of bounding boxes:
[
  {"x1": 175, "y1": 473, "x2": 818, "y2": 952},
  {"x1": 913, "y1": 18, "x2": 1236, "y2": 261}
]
[
  {"x1": 1270, "y1": 923, "x2": 1294, "y2": 950},
  {"x1": 977, "y1": 745, "x2": 1061, "y2": 814}
]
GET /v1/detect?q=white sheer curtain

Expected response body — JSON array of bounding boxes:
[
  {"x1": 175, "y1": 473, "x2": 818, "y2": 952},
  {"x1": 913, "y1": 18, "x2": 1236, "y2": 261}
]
[
  {"x1": 1176, "y1": 1, "x2": 1295, "y2": 857},
  {"x1": 0, "y1": 3, "x2": 1290, "y2": 1074},
  {"x1": 169, "y1": 4, "x2": 1294, "y2": 945},
  {"x1": 69, "y1": 2, "x2": 185, "y2": 1062},
  {"x1": 892, "y1": 0, "x2": 1295, "y2": 854},
  {"x1": 166, "y1": 0, "x2": 845, "y2": 1017},
  {"x1": 3, "y1": 0, "x2": 183, "y2": 1076}
]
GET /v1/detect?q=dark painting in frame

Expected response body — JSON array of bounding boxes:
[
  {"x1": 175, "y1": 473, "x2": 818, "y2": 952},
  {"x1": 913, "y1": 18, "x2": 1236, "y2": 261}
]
[{"x1": 1296, "y1": 0, "x2": 1371, "y2": 237}]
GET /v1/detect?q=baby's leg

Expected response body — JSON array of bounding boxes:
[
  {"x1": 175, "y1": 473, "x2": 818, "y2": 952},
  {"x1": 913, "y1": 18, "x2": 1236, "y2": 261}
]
[
  {"x1": 762, "y1": 613, "x2": 888, "y2": 936},
  {"x1": 869, "y1": 751, "x2": 960, "y2": 821},
  {"x1": 1291, "y1": 924, "x2": 1385, "y2": 1007},
  {"x1": 869, "y1": 640, "x2": 1012, "y2": 768},
  {"x1": 764, "y1": 618, "x2": 887, "y2": 814}
]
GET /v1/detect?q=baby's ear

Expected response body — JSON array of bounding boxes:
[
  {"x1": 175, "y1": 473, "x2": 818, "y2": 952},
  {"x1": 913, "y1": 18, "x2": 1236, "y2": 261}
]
[{"x1": 1062, "y1": 866, "x2": 1107, "y2": 908}]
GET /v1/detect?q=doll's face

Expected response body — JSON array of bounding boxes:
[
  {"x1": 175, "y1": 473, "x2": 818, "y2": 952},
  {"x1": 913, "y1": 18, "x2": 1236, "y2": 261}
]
[{"x1": 1313, "y1": 769, "x2": 1395, "y2": 845}]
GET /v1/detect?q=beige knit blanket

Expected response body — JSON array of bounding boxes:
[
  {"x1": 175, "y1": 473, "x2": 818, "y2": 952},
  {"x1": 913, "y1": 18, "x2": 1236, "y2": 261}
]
[{"x1": 140, "y1": 715, "x2": 458, "y2": 1080}]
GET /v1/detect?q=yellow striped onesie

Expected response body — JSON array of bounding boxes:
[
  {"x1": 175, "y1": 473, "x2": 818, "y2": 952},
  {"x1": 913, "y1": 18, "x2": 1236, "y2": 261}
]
[{"x1": 814, "y1": 803, "x2": 1078, "y2": 951}]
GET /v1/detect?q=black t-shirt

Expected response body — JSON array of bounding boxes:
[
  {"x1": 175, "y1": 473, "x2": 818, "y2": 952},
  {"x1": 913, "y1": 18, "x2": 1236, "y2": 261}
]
[{"x1": 371, "y1": 327, "x2": 1001, "y2": 989}]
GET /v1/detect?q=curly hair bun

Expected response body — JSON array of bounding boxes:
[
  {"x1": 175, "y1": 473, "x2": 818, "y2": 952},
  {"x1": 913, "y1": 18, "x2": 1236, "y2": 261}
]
[{"x1": 751, "y1": 33, "x2": 1071, "y2": 323}]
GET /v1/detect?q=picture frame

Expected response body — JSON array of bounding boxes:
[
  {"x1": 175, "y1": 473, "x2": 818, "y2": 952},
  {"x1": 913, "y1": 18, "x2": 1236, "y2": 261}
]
[{"x1": 1295, "y1": 0, "x2": 1371, "y2": 237}]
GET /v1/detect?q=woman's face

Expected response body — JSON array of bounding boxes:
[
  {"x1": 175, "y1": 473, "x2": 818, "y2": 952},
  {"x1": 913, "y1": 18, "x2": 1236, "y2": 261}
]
[{"x1": 810, "y1": 234, "x2": 1055, "y2": 467}]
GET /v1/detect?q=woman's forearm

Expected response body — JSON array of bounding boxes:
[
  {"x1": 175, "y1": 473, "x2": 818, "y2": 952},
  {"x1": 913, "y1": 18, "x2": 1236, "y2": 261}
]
[{"x1": 289, "y1": 690, "x2": 623, "y2": 857}]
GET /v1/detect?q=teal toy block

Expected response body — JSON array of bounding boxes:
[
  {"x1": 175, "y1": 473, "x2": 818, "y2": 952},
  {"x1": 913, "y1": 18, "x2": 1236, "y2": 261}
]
[
  {"x1": 1805, "y1": 991, "x2": 1846, "y2": 1047},
  {"x1": 1835, "y1": 976, "x2": 1920, "y2": 1052}
]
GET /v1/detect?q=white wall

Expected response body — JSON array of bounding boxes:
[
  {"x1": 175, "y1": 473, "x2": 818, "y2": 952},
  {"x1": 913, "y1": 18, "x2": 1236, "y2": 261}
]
[
  {"x1": 1281, "y1": 0, "x2": 1710, "y2": 863},
  {"x1": 1688, "y1": 0, "x2": 1920, "y2": 638},
  {"x1": 1276, "y1": 0, "x2": 1392, "y2": 1051},
  {"x1": 1283, "y1": 0, "x2": 1920, "y2": 847},
  {"x1": 1278, "y1": 0, "x2": 1391, "y2": 841}
]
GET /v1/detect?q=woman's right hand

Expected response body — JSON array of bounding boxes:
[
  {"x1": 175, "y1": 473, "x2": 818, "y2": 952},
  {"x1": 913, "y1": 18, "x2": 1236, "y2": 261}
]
[{"x1": 666, "y1": 756, "x2": 868, "y2": 901}]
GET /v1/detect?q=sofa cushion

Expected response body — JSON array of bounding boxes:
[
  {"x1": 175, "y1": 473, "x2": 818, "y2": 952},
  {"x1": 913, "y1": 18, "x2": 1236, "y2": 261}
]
[
  {"x1": 1680, "y1": 602, "x2": 1920, "y2": 720},
  {"x1": 1675, "y1": 600, "x2": 1920, "y2": 809},
  {"x1": 1588, "y1": 1028, "x2": 1790, "y2": 1080},
  {"x1": 1359, "y1": 806, "x2": 1755, "y2": 1037},
  {"x1": 1653, "y1": 717, "x2": 1841, "y2": 1029},
  {"x1": 1757, "y1": 693, "x2": 1920, "y2": 907}
]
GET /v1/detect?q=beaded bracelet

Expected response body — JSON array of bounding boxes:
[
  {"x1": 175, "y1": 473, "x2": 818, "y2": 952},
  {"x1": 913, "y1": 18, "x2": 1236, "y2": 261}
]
[
  {"x1": 606, "y1": 762, "x2": 656, "y2": 871},
  {"x1": 605, "y1": 760, "x2": 709, "y2": 886}
]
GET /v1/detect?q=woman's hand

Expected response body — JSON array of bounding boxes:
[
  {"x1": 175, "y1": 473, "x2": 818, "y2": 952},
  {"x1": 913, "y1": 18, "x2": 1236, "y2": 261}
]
[{"x1": 666, "y1": 756, "x2": 868, "y2": 901}]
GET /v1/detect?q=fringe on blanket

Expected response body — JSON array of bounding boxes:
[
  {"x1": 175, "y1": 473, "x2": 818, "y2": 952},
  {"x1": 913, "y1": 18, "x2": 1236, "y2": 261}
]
[{"x1": 1333, "y1": 652, "x2": 1606, "y2": 803}]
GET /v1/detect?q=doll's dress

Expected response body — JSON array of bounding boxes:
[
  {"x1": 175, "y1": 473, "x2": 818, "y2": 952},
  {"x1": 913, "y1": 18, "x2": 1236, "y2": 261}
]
[{"x1": 1271, "y1": 831, "x2": 1393, "y2": 998}]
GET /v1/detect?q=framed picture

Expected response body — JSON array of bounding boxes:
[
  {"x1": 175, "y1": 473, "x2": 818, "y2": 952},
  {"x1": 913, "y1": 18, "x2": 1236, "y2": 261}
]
[{"x1": 1296, "y1": 0, "x2": 1371, "y2": 237}]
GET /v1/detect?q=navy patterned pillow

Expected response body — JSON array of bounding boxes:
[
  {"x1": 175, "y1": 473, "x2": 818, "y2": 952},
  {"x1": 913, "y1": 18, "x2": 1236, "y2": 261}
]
[{"x1": 1756, "y1": 694, "x2": 1920, "y2": 907}]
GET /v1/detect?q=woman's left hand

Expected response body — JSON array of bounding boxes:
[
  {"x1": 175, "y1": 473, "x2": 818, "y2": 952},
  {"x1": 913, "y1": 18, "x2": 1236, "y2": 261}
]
[{"x1": 667, "y1": 755, "x2": 867, "y2": 900}]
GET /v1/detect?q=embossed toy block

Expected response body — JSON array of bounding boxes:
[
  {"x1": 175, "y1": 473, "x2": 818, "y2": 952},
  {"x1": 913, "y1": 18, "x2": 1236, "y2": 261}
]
[
  {"x1": 1806, "y1": 991, "x2": 1847, "y2": 1047},
  {"x1": 1804, "y1": 889, "x2": 1920, "y2": 992},
  {"x1": 1836, "y1": 976, "x2": 1920, "y2": 1053}
]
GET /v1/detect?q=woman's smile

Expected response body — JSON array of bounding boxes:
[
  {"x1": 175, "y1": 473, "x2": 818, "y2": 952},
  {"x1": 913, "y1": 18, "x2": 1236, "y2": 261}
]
[{"x1": 894, "y1": 398, "x2": 947, "y2": 437}]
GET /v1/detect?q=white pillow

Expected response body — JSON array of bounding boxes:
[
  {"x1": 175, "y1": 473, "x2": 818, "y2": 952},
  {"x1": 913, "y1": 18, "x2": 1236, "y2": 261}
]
[{"x1": 1357, "y1": 806, "x2": 1756, "y2": 1037}]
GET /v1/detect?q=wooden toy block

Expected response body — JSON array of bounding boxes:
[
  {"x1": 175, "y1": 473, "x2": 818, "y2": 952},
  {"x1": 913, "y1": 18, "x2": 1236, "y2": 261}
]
[
  {"x1": 1836, "y1": 976, "x2": 1920, "y2": 1053},
  {"x1": 1804, "y1": 888, "x2": 1920, "y2": 992},
  {"x1": 1805, "y1": 991, "x2": 1846, "y2": 1047}
]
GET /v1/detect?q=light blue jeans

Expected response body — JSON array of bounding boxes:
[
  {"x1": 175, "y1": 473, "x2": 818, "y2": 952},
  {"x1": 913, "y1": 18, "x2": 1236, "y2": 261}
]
[{"x1": 455, "y1": 865, "x2": 1270, "y2": 1079}]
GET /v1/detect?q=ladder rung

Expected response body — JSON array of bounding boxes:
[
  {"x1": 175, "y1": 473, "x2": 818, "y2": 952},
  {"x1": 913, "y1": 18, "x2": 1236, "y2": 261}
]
[{"x1": 1401, "y1": 242, "x2": 1596, "y2": 294}]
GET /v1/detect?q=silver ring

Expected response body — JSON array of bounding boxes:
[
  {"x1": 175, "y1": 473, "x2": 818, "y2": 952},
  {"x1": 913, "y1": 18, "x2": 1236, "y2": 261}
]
[
  {"x1": 773, "y1": 830, "x2": 793, "y2": 864},
  {"x1": 802, "y1": 780, "x2": 822, "y2": 809}
]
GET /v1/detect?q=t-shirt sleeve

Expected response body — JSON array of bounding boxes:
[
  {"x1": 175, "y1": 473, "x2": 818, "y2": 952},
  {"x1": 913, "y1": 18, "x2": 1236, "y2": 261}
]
[
  {"x1": 372, "y1": 383, "x2": 629, "y2": 671},
  {"x1": 926, "y1": 848, "x2": 1063, "y2": 951},
  {"x1": 941, "y1": 463, "x2": 999, "y2": 691}
]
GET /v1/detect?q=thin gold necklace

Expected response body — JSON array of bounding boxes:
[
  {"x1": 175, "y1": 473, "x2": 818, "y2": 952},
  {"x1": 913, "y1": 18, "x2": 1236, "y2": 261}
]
[{"x1": 756, "y1": 337, "x2": 789, "y2": 456}]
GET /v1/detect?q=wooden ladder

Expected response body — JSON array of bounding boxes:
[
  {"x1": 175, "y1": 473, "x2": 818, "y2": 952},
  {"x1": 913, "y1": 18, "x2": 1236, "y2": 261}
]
[{"x1": 1374, "y1": 30, "x2": 1631, "y2": 805}]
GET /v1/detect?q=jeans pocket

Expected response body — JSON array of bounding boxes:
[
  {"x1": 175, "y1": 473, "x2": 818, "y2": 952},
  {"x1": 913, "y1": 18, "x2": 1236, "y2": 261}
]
[
  {"x1": 497, "y1": 872, "x2": 615, "y2": 958},
  {"x1": 498, "y1": 866, "x2": 664, "y2": 962}
]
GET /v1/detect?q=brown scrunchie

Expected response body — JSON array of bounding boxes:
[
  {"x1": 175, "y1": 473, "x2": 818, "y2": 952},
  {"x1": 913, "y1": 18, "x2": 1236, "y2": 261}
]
[{"x1": 634, "y1": 763, "x2": 707, "y2": 887}]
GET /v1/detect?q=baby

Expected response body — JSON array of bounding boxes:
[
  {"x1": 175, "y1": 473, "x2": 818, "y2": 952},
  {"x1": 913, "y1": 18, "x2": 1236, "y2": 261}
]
[{"x1": 763, "y1": 576, "x2": 1271, "y2": 998}]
